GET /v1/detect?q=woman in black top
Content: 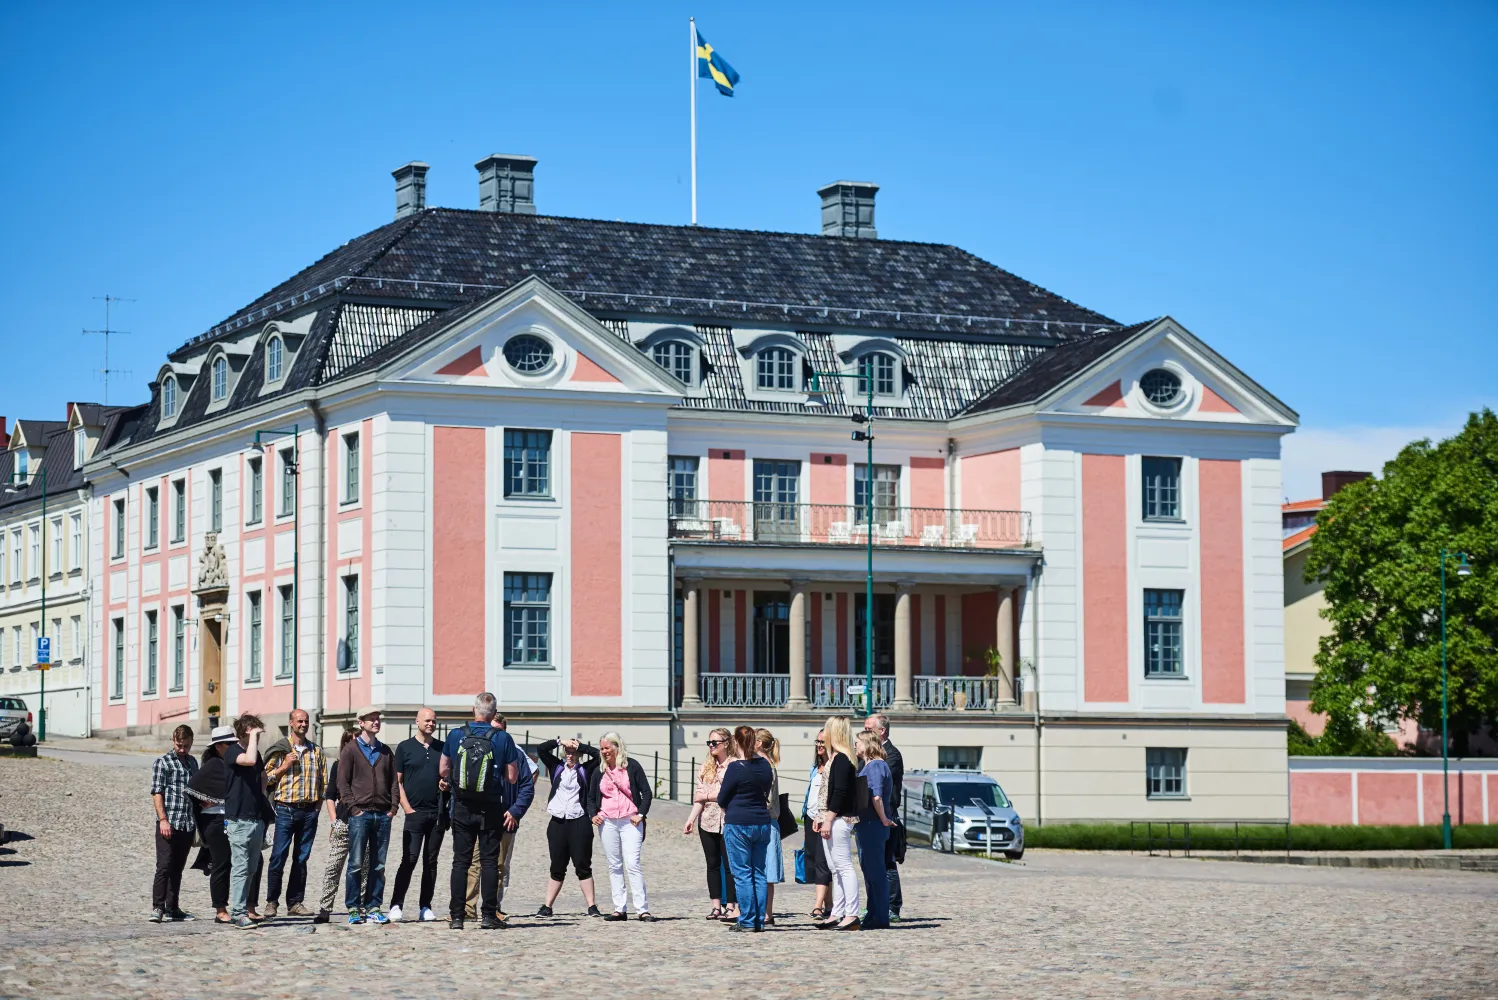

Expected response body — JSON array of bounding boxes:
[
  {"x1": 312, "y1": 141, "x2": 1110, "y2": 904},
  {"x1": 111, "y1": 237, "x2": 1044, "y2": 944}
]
[
  {"x1": 813, "y1": 716, "x2": 861, "y2": 930},
  {"x1": 186, "y1": 727, "x2": 242, "y2": 923},
  {"x1": 715, "y1": 726, "x2": 776, "y2": 931}
]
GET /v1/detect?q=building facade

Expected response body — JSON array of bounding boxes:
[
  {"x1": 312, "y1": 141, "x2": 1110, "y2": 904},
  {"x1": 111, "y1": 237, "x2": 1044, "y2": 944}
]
[{"x1": 87, "y1": 158, "x2": 1297, "y2": 822}]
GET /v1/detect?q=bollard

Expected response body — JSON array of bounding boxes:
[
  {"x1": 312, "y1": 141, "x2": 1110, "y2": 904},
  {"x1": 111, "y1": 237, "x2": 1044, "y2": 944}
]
[{"x1": 654, "y1": 750, "x2": 659, "y2": 791}]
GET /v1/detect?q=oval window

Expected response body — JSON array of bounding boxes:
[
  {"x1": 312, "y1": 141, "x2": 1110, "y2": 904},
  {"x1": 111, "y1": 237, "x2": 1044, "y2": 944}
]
[
  {"x1": 503, "y1": 334, "x2": 554, "y2": 374},
  {"x1": 1140, "y1": 368, "x2": 1183, "y2": 406}
]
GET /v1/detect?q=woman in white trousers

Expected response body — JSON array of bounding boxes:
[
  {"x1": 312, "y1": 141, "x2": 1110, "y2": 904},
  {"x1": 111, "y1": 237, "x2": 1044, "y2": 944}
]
[
  {"x1": 586, "y1": 732, "x2": 655, "y2": 921},
  {"x1": 815, "y1": 716, "x2": 862, "y2": 930}
]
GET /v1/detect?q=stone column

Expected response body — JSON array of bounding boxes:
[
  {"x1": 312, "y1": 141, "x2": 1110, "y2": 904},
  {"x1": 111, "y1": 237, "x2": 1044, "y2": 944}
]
[
  {"x1": 997, "y1": 586, "x2": 1016, "y2": 699},
  {"x1": 893, "y1": 583, "x2": 914, "y2": 708},
  {"x1": 788, "y1": 580, "x2": 809, "y2": 708},
  {"x1": 681, "y1": 579, "x2": 702, "y2": 706}
]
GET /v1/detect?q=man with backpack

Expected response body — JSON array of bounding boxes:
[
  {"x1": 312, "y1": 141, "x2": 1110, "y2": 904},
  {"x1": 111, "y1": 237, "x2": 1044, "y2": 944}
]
[{"x1": 440, "y1": 692, "x2": 522, "y2": 930}]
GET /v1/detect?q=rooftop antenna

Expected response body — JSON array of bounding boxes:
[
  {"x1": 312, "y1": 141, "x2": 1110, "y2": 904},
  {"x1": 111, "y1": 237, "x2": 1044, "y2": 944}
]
[{"x1": 83, "y1": 295, "x2": 134, "y2": 404}]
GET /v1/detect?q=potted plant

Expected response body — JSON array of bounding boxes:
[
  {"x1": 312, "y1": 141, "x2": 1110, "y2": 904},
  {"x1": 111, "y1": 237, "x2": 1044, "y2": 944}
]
[{"x1": 207, "y1": 705, "x2": 220, "y2": 727}]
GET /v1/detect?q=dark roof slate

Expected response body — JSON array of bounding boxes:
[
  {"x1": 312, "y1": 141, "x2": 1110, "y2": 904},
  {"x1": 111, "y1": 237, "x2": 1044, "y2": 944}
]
[
  {"x1": 961, "y1": 321, "x2": 1156, "y2": 415},
  {"x1": 1, "y1": 405, "x2": 128, "y2": 512}
]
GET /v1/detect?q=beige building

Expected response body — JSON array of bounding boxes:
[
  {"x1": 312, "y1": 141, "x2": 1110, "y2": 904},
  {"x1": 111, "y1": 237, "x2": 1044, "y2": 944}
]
[{"x1": 0, "y1": 405, "x2": 124, "y2": 737}]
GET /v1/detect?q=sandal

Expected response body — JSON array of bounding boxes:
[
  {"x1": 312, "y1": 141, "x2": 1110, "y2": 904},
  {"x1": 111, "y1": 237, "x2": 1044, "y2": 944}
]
[
  {"x1": 810, "y1": 907, "x2": 828, "y2": 921},
  {"x1": 706, "y1": 906, "x2": 724, "y2": 920}
]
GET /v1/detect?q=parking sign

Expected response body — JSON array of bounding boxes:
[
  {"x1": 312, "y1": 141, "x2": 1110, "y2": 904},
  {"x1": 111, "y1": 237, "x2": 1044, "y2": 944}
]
[{"x1": 36, "y1": 636, "x2": 50, "y2": 665}]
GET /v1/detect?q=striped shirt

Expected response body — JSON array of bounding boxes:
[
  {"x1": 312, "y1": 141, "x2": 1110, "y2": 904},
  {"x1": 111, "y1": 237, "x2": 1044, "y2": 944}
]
[
  {"x1": 265, "y1": 740, "x2": 327, "y2": 806},
  {"x1": 151, "y1": 751, "x2": 199, "y2": 831}
]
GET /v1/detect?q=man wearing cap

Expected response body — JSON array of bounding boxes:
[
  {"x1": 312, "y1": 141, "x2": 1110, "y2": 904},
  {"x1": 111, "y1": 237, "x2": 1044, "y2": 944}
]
[
  {"x1": 149, "y1": 724, "x2": 199, "y2": 922},
  {"x1": 337, "y1": 707, "x2": 399, "y2": 925},
  {"x1": 262, "y1": 708, "x2": 326, "y2": 918}
]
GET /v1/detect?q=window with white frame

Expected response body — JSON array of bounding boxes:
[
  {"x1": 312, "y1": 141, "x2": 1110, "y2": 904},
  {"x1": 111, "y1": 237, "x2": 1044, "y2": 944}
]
[
  {"x1": 171, "y1": 606, "x2": 185, "y2": 691},
  {"x1": 161, "y1": 376, "x2": 179, "y2": 419},
  {"x1": 74, "y1": 427, "x2": 87, "y2": 468},
  {"x1": 1144, "y1": 589, "x2": 1185, "y2": 677},
  {"x1": 277, "y1": 585, "x2": 294, "y2": 679},
  {"x1": 10, "y1": 529, "x2": 21, "y2": 583},
  {"x1": 279, "y1": 448, "x2": 295, "y2": 516},
  {"x1": 504, "y1": 572, "x2": 553, "y2": 665},
  {"x1": 247, "y1": 458, "x2": 263, "y2": 523},
  {"x1": 144, "y1": 610, "x2": 158, "y2": 695},
  {"x1": 855, "y1": 351, "x2": 898, "y2": 398},
  {"x1": 854, "y1": 464, "x2": 901, "y2": 524},
  {"x1": 667, "y1": 456, "x2": 699, "y2": 518},
  {"x1": 211, "y1": 356, "x2": 229, "y2": 402},
  {"x1": 247, "y1": 591, "x2": 262, "y2": 683},
  {"x1": 50, "y1": 518, "x2": 62, "y2": 573},
  {"x1": 503, "y1": 430, "x2": 552, "y2": 497},
  {"x1": 343, "y1": 432, "x2": 360, "y2": 503},
  {"x1": 71, "y1": 616, "x2": 82, "y2": 663},
  {"x1": 12, "y1": 626, "x2": 21, "y2": 667},
  {"x1": 17, "y1": 451, "x2": 28, "y2": 479},
  {"x1": 755, "y1": 347, "x2": 798, "y2": 391},
  {"x1": 340, "y1": 575, "x2": 359, "y2": 672},
  {"x1": 1146, "y1": 747, "x2": 1187, "y2": 798},
  {"x1": 937, "y1": 746, "x2": 982, "y2": 771},
  {"x1": 112, "y1": 498, "x2": 125, "y2": 558},
  {"x1": 266, "y1": 336, "x2": 284, "y2": 383},
  {"x1": 209, "y1": 469, "x2": 223, "y2": 532},
  {"x1": 28, "y1": 524, "x2": 40, "y2": 579},
  {"x1": 172, "y1": 479, "x2": 186, "y2": 542},
  {"x1": 146, "y1": 487, "x2": 159, "y2": 549},
  {"x1": 111, "y1": 618, "x2": 124, "y2": 699},
  {"x1": 69, "y1": 513, "x2": 81, "y2": 571},
  {"x1": 1142, "y1": 457, "x2": 1182, "y2": 520},
  {"x1": 28, "y1": 623, "x2": 38, "y2": 665},
  {"x1": 651, "y1": 340, "x2": 696, "y2": 385}
]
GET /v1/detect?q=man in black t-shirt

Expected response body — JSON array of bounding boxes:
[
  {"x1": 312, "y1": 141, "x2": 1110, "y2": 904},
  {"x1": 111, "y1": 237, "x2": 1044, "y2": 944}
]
[{"x1": 389, "y1": 707, "x2": 445, "y2": 921}]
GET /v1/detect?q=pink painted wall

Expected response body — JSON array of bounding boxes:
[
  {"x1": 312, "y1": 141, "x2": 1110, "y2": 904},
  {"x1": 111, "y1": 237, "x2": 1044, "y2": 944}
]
[
  {"x1": 708, "y1": 449, "x2": 745, "y2": 501},
  {"x1": 809, "y1": 591, "x2": 823, "y2": 673},
  {"x1": 809, "y1": 453, "x2": 847, "y2": 506},
  {"x1": 1423, "y1": 771, "x2": 1487, "y2": 827},
  {"x1": 570, "y1": 432, "x2": 623, "y2": 696},
  {"x1": 1357, "y1": 772, "x2": 1419, "y2": 825},
  {"x1": 432, "y1": 426, "x2": 487, "y2": 696},
  {"x1": 1290, "y1": 772, "x2": 1352, "y2": 825},
  {"x1": 708, "y1": 590, "x2": 721, "y2": 674},
  {"x1": 934, "y1": 594, "x2": 947, "y2": 675},
  {"x1": 909, "y1": 593, "x2": 923, "y2": 673},
  {"x1": 1199, "y1": 459, "x2": 1245, "y2": 704},
  {"x1": 835, "y1": 592, "x2": 849, "y2": 674},
  {"x1": 1082, "y1": 454, "x2": 1129, "y2": 702},
  {"x1": 960, "y1": 448, "x2": 1020, "y2": 512},
  {"x1": 960, "y1": 591, "x2": 997, "y2": 676},
  {"x1": 909, "y1": 457, "x2": 945, "y2": 509},
  {"x1": 1198, "y1": 385, "x2": 1240, "y2": 414},
  {"x1": 100, "y1": 490, "x2": 126, "y2": 731},
  {"x1": 1291, "y1": 768, "x2": 1495, "y2": 826},
  {"x1": 1287, "y1": 698, "x2": 1327, "y2": 737},
  {"x1": 568, "y1": 352, "x2": 621, "y2": 384}
]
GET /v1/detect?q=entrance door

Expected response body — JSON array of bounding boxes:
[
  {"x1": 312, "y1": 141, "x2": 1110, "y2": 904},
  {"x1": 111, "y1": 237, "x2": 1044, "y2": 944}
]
[
  {"x1": 200, "y1": 616, "x2": 223, "y2": 719},
  {"x1": 854, "y1": 593, "x2": 895, "y2": 675},
  {"x1": 753, "y1": 592, "x2": 791, "y2": 674}
]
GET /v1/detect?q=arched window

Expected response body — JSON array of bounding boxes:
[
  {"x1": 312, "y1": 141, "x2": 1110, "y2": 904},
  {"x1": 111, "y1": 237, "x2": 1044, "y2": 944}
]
[
  {"x1": 265, "y1": 336, "x2": 284, "y2": 383},
  {"x1": 855, "y1": 351, "x2": 897, "y2": 398},
  {"x1": 211, "y1": 356, "x2": 229, "y2": 402},
  {"x1": 161, "y1": 376, "x2": 179, "y2": 418},
  {"x1": 755, "y1": 347, "x2": 797, "y2": 391},
  {"x1": 503, "y1": 334, "x2": 554, "y2": 374},
  {"x1": 1140, "y1": 368, "x2": 1183, "y2": 406},
  {"x1": 651, "y1": 340, "x2": 695, "y2": 385}
]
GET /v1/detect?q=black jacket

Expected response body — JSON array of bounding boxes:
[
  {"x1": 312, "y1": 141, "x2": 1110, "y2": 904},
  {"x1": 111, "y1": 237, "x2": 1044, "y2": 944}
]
[
  {"x1": 538, "y1": 739, "x2": 599, "y2": 804},
  {"x1": 883, "y1": 739, "x2": 905, "y2": 817},
  {"x1": 585, "y1": 757, "x2": 653, "y2": 819},
  {"x1": 824, "y1": 752, "x2": 858, "y2": 817}
]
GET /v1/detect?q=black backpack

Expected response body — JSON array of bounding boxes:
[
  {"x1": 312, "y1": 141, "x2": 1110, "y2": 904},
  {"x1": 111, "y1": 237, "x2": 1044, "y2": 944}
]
[{"x1": 452, "y1": 725, "x2": 495, "y2": 798}]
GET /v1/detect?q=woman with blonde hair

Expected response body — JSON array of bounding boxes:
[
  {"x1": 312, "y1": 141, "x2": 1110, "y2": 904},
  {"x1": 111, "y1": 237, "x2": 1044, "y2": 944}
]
[
  {"x1": 854, "y1": 729, "x2": 895, "y2": 929},
  {"x1": 682, "y1": 727, "x2": 738, "y2": 921},
  {"x1": 813, "y1": 716, "x2": 860, "y2": 930},
  {"x1": 586, "y1": 732, "x2": 655, "y2": 921},
  {"x1": 754, "y1": 728, "x2": 785, "y2": 925}
]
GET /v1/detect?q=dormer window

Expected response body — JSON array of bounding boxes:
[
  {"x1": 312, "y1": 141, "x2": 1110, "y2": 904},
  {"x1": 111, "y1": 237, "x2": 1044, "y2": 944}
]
[
  {"x1": 162, "y1": 376, "x2": 179, "y2": 418},
  {"x1": 756, "y1": 347, "x2": 798, "y2": 391},
  {"x1": 856, "y1": 352, "x2": 897, "y2": 398},
  {"x1": 651, "y1": 340, "x2": 696, "y2": 386},
  {"x1": 266, "y1": 336, "x2": 284, "y2": 383},
  {"x1": 73, "y1": 429, "x2": 87, "y2": 470},
  {"x1": 211, "y1": 356, "x2": 229, "y2": 402},
  {"x1": 16, "y1": 452, "x2": 29, "y2": 479}
]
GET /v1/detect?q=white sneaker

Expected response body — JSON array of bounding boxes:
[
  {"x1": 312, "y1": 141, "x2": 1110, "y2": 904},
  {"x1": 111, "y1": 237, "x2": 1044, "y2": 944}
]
[
  {"x1": 388, "y1": 905, "x2": 404, "y2": 922},
  {"x1": 419, "y1": 907, "x2": 437, "y2": 922}
]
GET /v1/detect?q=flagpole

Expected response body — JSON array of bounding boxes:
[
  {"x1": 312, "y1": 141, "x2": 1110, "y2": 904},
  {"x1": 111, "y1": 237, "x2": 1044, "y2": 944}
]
[{"x1": 690, "y1": 16, "x2": 698, "y2": 225}]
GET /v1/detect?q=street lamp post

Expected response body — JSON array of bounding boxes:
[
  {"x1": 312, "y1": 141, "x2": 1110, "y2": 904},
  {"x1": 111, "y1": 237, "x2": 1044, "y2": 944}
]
[
  {"x1": 251, "y1": 427, "x2": 300, "y2": 712},
  {"x1": 1439, "y1": 548, "x2": 1473, "y2": 851},
  {"x1": 4, "y1": 467, "x2": 48, "y2": 741},
  {"x1": 808, "y1": 370, "x2": 877, "y2": 717}
]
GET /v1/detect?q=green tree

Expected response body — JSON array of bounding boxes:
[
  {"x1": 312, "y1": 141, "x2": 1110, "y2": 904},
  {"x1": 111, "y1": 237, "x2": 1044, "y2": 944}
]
[{"x1": 1305, "y1": 410, "x2": 1498, "y2": 755}]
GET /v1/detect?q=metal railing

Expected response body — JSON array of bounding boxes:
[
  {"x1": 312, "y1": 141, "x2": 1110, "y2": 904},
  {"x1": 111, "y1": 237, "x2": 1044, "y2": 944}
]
[
  {"x1": 913, "y1": 676, "x2": 1018, "y2": 710},
  {"x1": 667, "y1": 499, "x2": 1032, "y2": 549},
  {"x1": 810, "y1": 674, "x2": 895, "y2": 710},
  {"x1": 701, "y1": 673, "x2": 789, "y2": 707},
  {"x1": 1130, "y1": 821, "x2": 1292, "y2": 858}
]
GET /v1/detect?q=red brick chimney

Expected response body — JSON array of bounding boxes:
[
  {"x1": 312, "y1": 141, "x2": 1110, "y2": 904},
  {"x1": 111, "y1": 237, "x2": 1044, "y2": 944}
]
[{"x1": 1321, "y1": 470, "x2": 1371, "y2": 500}]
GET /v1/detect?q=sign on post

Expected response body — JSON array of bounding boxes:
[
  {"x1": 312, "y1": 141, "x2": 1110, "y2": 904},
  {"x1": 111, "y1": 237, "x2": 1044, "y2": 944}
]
[{"x1": 36, "y1": 636, "x2": 51, "y2": 667}]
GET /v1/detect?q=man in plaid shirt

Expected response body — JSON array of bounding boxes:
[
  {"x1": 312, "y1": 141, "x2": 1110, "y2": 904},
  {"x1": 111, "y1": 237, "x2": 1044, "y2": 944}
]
[{"x1": 150, "y1": 724, "x2": 200, "y2": 922}]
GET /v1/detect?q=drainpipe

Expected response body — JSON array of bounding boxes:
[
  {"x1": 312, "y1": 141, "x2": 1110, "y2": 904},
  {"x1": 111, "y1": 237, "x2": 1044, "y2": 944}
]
[
  {"x1": 1029, "y1": 557, "x2": 1043, "y2": 827},
  {"x1": 307, "y1": 400, "x2": 328, "y2": 738},
  {"x1": 667, "y1": 548, "x2": 678, "y2": 801}
]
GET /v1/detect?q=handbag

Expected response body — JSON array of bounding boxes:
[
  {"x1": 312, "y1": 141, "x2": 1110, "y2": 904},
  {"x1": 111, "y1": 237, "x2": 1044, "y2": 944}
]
[
  {"x1": 776, "y1": 792, "x2": 798, "y2": 840},
  {"x1": 793, "y1": 847, "x2": 807, "y2": 884}
]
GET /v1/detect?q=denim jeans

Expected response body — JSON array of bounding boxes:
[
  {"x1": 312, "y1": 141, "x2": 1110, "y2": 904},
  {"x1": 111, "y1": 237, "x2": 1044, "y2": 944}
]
[
  {"x1": 344, "y1": 812, "x2": 392, "y2": 913},
  {"x1": 225, "y1": 818, "x2": 265, "y2": 920},
  {"x1": 723, "y1": 822, "x2": 773, "y2": 929},
  {"x1": 855, "y1": 820, "x2": 891, "y2": 929},
  {"x1": 266, "y1": 803, "x2": 320, "y2": 905}
]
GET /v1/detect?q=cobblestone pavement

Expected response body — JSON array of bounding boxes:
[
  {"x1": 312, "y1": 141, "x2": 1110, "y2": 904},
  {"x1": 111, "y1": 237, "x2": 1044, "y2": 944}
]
[{"x1": 2, "y1": 754, "x2": 1494, "y2": 999}]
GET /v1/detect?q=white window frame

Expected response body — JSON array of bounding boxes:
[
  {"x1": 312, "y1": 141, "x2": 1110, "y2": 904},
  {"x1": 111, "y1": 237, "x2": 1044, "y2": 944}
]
[
  {"x1": 28, "y1": 523, "x2": 40, "y2": 580},
  {"x1": 74, "y1": 427, "x2": 87, "y2": 469},
  {"x1": 112, "y1": 498, "x2": 126, "y2": 559},
  {"x1": 265, "y1": 335, "x2": 284, "y2": 384},
  {"x1": 1146, "y1": 747, "x2": 1188, "y2": 798},
  {"x1": 111, "y1": 618, "x2": 125, "y2": 700},
  {"x1": 343, "y1": 431, "x2": 360, "y2": 504},
  {"x1": 145, "y1": 487, "x2": 159, "y2": 550},
  {"x1": 211, "y1": 356, "x2": 229, "y2": 402},
  {"x1": 49, "y1": 517, "x2": 62, "y2": 574},
  {"x1": 69, "y1": 513, "x2": 82, "y2": 572},
  {"x1": 161, "y1": 376, "x2": 179, "y2": 419},
  {"x1": 172, "y1": 479, "x2": 186, "y2": 543}
]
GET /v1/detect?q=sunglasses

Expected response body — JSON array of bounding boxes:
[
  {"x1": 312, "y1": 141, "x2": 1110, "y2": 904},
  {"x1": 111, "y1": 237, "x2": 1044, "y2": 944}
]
[
  {"x1": 706, "y1": 739, "x2": 727, "y2": 747},
  {"x1": 814, "y1": 741, "x2": 826, "y2": 746}
]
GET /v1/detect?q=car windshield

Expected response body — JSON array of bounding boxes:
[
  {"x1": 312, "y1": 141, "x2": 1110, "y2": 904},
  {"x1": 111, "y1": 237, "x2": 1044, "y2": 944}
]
[
  {"x1": 938, "y1": 781, "x2": 1009, "y2": 808},
  {"x1": 0, "y1": 698, "x2": 25, "y2": 711}
]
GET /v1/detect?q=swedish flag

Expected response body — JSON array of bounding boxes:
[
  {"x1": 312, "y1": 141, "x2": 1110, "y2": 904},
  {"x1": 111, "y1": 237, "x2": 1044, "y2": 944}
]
[{"x1": 696, "y1": 30, "x2": 740, "y2": 97}]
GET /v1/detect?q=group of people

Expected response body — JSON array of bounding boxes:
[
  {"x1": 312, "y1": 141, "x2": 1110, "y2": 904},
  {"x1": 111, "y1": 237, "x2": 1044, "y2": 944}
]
[{"x1": 147, "y1": 696, "x2": 906, "y2": 932}]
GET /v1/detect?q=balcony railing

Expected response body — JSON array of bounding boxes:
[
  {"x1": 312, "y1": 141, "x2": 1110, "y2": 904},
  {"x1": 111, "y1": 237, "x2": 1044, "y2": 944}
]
[
  {"x1": 668, "y1": 499, "x2": 1032, "y2": 549},
  {"x1": 811, "y1": 674, "x2": 895, "y2": 710},
  {"x1": 913, "y1": 676, "x2": 1020, "y2": 711},
  {"x1": 701, "y1": 673, "x2": 789, "y2": 708}
]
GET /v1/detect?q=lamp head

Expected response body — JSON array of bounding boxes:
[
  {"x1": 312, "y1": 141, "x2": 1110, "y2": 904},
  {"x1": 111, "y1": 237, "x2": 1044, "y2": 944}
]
[{"x1": 1456, "y1": 553, "x2": 1473, "y2": 577}]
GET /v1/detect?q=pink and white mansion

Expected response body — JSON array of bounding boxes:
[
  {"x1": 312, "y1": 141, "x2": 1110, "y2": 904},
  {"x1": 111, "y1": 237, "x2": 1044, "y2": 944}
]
[{"x1": 81, "y1": 160, "x2": 1297, "y2": 822}]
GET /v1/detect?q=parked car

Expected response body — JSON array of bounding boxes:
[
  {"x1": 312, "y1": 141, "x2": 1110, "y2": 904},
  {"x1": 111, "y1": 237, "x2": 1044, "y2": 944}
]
[
  {"x1": 901, "y1": 769, "x2": 1024, "y2": 859},
  {"x1": 0, "y1": 698, "x2": 31, "y2": 741}
]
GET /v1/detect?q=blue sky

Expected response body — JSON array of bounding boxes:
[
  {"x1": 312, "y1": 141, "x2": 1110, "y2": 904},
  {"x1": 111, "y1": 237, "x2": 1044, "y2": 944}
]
[{"x1": 2, "y1": 2, "x2": 1494, "y2": 498}]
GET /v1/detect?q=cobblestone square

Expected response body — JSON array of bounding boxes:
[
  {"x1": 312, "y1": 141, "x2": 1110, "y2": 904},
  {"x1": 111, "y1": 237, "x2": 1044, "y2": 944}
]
[{"x1": 1, "y1": 751, "x2": 1494, "y2": 999}]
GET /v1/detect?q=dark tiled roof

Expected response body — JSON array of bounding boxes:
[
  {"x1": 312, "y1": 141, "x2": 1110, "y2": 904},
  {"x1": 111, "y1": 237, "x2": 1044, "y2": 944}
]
[
  {"x1": 1, "y1": 405, "x2": 127, "y2": 512},
  {"x1": 961, "y1": 321, "x2": 1156, "y2": 415}
]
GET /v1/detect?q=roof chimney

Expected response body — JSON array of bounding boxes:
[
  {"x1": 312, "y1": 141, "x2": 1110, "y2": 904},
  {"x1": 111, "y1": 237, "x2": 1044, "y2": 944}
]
[
  {"x1": 392, "y1": 161, "x2": 429, "y2": 219},
  {"x1": 0, "y1": 417, "x2": 6, "y2": 442},
  {"x1": 1321, "y1": 470, "x2": 1371, "y2": 500},
  {"x1": 818, "y1": 180, "x2": 879, "y2": 238},
  {"x1": 476, "y1": 154, "x2": 537, "y2": 214}
]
